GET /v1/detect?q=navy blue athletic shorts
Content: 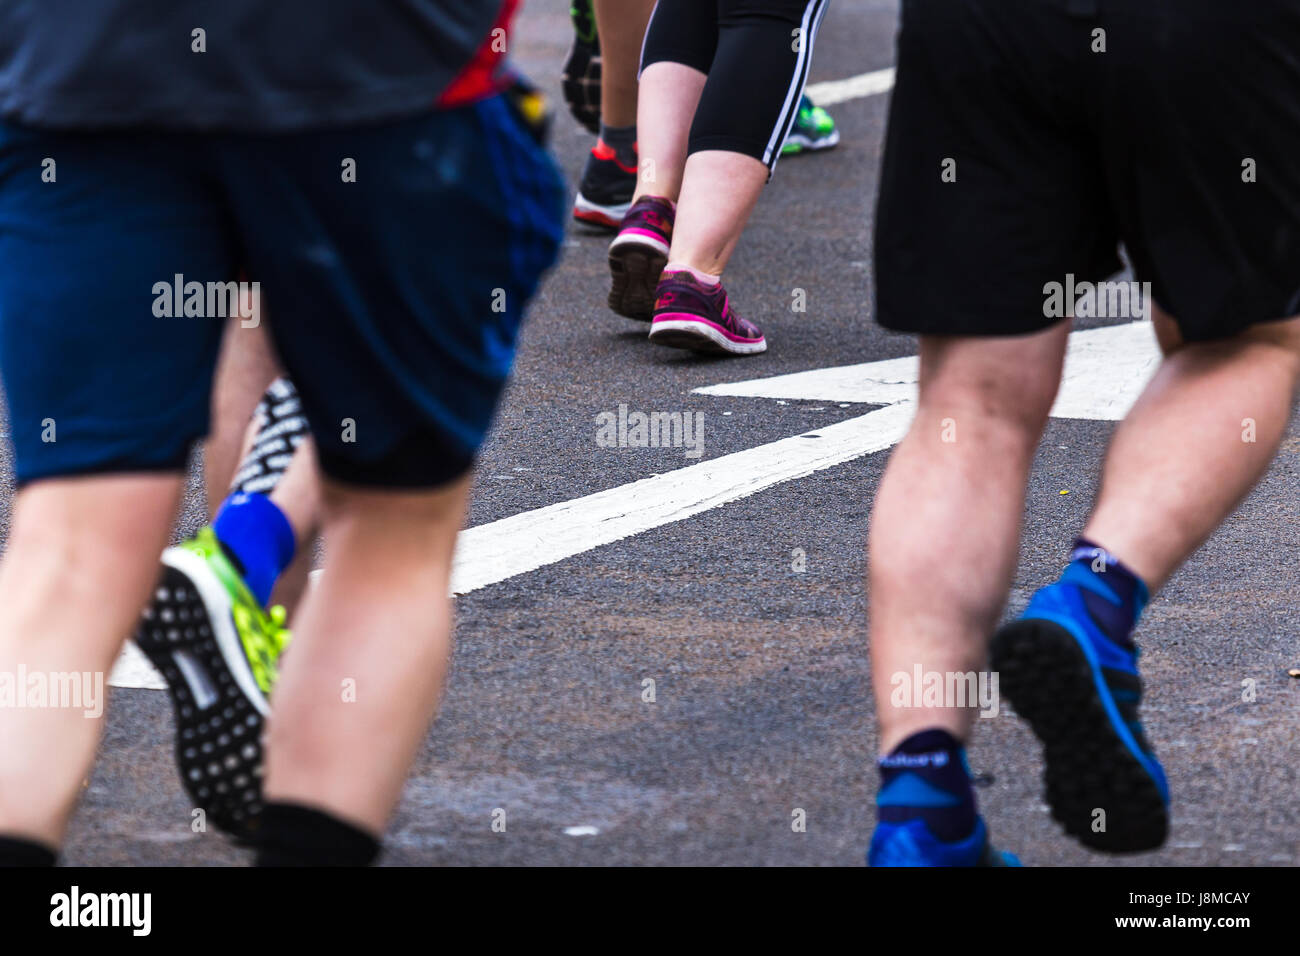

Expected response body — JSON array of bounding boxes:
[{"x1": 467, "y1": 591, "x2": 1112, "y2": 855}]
[{"x1": 0, "y1": 93, "x2": 564, "y2": 487}]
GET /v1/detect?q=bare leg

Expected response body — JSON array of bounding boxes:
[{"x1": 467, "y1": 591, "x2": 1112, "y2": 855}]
[
  {"x1": 206, "y1": 316, "x2": 279, "y2": 519},
  {"x1": 1084, "y1": 309, "x2": 1300, "y2": 590},
  {"x1": 869, "y1": 324, "x2": 1069, "y2": 752},
  {"x1": 594, "y1": 0, "x2": 657, "y2": 128},
  {"x1": 669, "y1": 150, "x2": 769, "y2": 275},
  {"x1": 262, "y1": 474, "x2": 470, "y2": 832},
  {"x1": 207, "y1": 311, "x2": 321, "y2": 617},
  {"x1": 631, "y1": 61, "x2": 706, "y2": 203},
  {"x1": 0, "y1": 475, "x2": 183, "y2": 844}
]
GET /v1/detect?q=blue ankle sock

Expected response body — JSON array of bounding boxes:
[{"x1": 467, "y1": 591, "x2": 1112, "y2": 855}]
[
  {"x1": 212, "y1": 492, "x2": 296, "y2": 607},
  {"x1": 1063, "y1": 536, "x2": 1150, "y2": 650},
  {"x1": 877, "y1": 729, "x2": 977, "y2": 842}
]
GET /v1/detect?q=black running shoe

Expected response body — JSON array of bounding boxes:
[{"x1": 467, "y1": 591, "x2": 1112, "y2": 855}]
[
  {"x1": 561, "y1": 0, "x2": 601, "y2": 134},
  {"x1": 134, "y1": 527, "x2": 290, "y2": 842},
  {"x1": 574, "y1": 142, "x2": 636, "y2": 230}
]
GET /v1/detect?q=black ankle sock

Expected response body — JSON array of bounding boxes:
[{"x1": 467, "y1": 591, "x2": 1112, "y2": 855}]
[
  {"x1": 0, "y1": 835, "x2": 57, "y2": 867},
  {"x1": 254, "y1": 802, "x2": 381, "y2": 867}
]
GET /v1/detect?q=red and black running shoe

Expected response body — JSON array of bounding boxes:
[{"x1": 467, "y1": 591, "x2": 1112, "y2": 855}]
[{"x1": 574, "y1": 141, "x2": 636, "y2": 230}]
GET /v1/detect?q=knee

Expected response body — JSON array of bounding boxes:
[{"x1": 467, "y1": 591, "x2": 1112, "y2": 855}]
[
  {"x1": 914, "y1": 330, "x2": 1066, "y2": 445},
  {"x1": 917, "y1": 366, "x2": 1058, "y2": 450}
]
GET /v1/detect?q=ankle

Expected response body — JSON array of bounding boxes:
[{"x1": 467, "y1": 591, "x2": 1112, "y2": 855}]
[
  {"x1": 1061, "y1": 536, "x2": 1150, "y2": 644},
  {"x1": 597, "y1": 122, "x2": 637, "y2": 169},
  {"x1": 664, "y1": 262, "x2": 720, "y2": 285}
]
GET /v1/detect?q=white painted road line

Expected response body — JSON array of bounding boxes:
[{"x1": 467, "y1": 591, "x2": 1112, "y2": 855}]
[
  {"x1": 804, "y1": 67, "x2": 896, "y2": 106},
  {"x1": 697, "y1": 321, "x2": 1163, "y2": 421},
  {"x1": 447, "y1": 400, "x2": 916, "y2": 596},
  {"x1": 109, "y1": 321, "x2": 1161, "y2": 690}
]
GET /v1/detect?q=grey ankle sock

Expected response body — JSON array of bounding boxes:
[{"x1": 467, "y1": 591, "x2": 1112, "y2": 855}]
[{"x1": 599, "y1": 123, "x2": 637, "y2": 168}]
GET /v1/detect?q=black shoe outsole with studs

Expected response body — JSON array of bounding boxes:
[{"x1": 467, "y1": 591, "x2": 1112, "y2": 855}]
[
  {"x1": 561, "y1": 37, "x2": 601, "y2": 135},
  {"x1": 990, "y1": 619, "x2": 1168, "y2": 853},
  {"x1": 133, "y1": 565, "x2": 266, "y2": 843}
]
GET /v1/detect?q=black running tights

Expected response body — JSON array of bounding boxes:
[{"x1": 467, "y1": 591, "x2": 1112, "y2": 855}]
[{"x1": 639, "y1": 0, "x2": 832, "y2": 170}]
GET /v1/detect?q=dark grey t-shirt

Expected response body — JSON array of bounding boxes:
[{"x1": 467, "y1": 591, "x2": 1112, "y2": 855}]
[{"x1": 0, "y1": 0, "x2": 504, "y2": 131}]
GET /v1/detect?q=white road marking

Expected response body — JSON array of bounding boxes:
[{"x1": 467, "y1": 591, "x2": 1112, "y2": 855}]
[
  {"x1": 111, "y1": 644, "x2": 166, "y2": 690},
  {"x1": 697, "y1": 321, "x2": 1162, "y2": 421},
  {"x1": 445, "y1": 400, "x2": 916, "y2": 598},
  {"x1": 110, "y1": 321, "x2": 1160, "y2": 690},
  {"x1": 804, "y1": 67, "x2": 895, "y2": 106}
]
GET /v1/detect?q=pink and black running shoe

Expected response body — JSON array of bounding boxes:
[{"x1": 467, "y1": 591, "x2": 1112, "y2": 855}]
[
  {"x1": 608, "y1": 195, "x2": 674, "y2": 320},
  {"x1": 647, "y1": 271, "x2": 767, "y2": 356}
]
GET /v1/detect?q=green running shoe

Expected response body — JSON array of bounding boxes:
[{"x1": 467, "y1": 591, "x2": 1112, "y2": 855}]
[
  {"x1": 562, "y1": 0, "x2": 602, "y2": 134},
  {"x1": 134, "y1": 526, "x2": 290, "y2": 840},
  {"x1": 782, "y1": 94, "x2": 840, "y2": 155}
]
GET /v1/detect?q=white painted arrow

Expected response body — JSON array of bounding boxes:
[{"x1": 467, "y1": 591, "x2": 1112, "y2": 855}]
[
  {"x1": 695, "y1": 320, "x2": 1161, "y2": 420},
  {"x1": 111, "y1": 320, "x2": 1161, "y2": 689}
]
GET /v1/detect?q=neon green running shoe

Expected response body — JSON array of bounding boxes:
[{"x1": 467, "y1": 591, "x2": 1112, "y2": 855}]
[
  {"x1": 782, "y1": 94, "x2": 841, "y2": 155},
  {"x1": 134, "y1": 525, "x2": 290, "y2": 839}
]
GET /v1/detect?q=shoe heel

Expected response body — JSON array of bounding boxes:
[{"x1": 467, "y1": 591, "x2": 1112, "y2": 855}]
[{"x1": 608, "y1": 244, "x2": 666, "y2": 321}]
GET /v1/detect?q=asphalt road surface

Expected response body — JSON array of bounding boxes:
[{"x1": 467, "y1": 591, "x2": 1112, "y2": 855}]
[{"x1": 9, "y1": 0, "x2": 1298, "y2": 866}]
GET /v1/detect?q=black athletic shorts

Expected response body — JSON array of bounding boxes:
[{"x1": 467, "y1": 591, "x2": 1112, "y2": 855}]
[{"x1": 874, "y1": 0, "x2": 1300, "y2": 342}]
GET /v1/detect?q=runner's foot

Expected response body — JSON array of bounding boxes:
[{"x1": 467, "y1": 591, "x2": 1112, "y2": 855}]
[
  {"x1": 574, "y1": 141, "x2": 637, "y2": 230},
  {"x1": 608, "y1": 195, "x2": 674, "y2": 320},
  {"x1": 134, "y1": 527, "x2": 290, "y2": 841},
  {"x1": 647, "y1": 270, "x2": 767, "y2": 355},
  {"x1": 991, "y1": 565, "x2": 1170, "y2": 852}
]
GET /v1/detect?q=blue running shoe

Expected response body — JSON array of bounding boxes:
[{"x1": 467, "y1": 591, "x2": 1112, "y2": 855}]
[
  {"x1": 869, "y1": 816, "x2": 1020, "y2": 867},
  {"x1": 990, "y1": 565, "x2": 1170, "y2": 852}
]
